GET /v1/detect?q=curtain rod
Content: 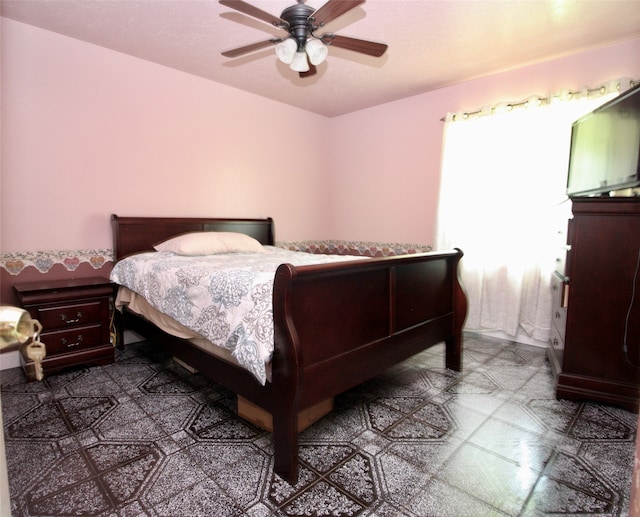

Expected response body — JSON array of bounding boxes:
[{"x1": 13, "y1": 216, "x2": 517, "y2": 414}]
[{"x1": 440, "y1": 77, "x2": 640, "y2": 122}]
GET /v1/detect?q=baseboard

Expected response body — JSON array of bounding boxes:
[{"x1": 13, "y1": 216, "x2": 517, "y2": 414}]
[
  {"x1": 123, "y1": 329, "x2": 145, "y2": 345},
  {"x1": 0, "y1": 350, "x2": 20, "y2": 370},
  {"x1": 466, "y1": 329, "x2": 547, "y2": 348}
]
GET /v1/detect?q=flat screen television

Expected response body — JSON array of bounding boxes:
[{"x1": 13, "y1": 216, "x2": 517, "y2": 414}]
[{"x1": 566, "y1": 82, "x2": 640, "y2": 197}]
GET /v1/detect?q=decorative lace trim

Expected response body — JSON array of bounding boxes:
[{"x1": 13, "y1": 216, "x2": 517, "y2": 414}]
[
  {"x1": 278, "y1": 240, "x2": 432, "y2": 257},
  {"x1": 0, "y1": 241, "x2": 432, "y2": 275},
  {"x1": 0, "y1": 249, "x2": 114, "y2": 275}
]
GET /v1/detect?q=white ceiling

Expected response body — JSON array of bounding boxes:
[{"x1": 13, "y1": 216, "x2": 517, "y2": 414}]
[{"x1": 2, "y1": 0, "x2": 640, "y2": 117}]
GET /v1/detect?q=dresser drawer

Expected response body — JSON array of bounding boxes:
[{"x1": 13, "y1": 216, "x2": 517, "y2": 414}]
[
  {"x1": 35, "y1": 301, "x2": 103, "y2": 330},
  {"x1": 41, "y1": 324, "x2": 103, "y2": 355},
  {"x1": 551, "y1": 272, "x2": 568, "y2": 341},
  {"x1": 552, "y1": 307, "x2": 567, "y2": 343},
  {"x1": 554, "y1": 250, "x2": 569, "y2": 278},
  {"x1": 551, "y1": 272, "x2": 568, "y2": 308},
  {"x1": 550, "y1": 321, "x2": 564, "y2": 352}
]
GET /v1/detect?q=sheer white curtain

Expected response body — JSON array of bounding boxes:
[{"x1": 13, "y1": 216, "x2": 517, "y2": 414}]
[{"x1": 436, "y1": 85, "x2": 621, "y2": 342}]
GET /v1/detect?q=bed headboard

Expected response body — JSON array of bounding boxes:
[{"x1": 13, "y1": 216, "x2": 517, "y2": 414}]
[{"x1": 111, "y1": 215, "x2": 275, "y2": 261}]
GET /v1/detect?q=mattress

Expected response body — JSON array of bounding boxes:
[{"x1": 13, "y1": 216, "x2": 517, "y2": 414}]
[
  {"x1": 116, "y1": 286, "x2": 249, "y2": 370},
  {"x1": 110, "y1": 246, "x2": 366, "y2": 383}
]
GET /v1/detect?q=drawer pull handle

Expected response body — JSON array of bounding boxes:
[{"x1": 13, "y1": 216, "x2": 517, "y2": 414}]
[
  {"x1": 62, "y1": 335, "x2": 84, "y2": 348},
  {"x1": 60, "y1": 312, "x2": 82, "y2": 324}
]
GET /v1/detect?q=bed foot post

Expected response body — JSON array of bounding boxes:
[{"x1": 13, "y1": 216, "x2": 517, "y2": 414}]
[
  {"x1": 272, "y1": 263, "x2": 303, "y2": 485},
  {"x1": 273, "y1": 413, "x2": 299, "y2": 485},
  {"x1": 445, "y1": 337, "x2": 462, "y2": 372},
  {"x1": 446, "y1": 248, "x2": 468, "y2": 373}
]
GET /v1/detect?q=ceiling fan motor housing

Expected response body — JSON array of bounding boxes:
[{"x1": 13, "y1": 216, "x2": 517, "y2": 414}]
[{"x1": 280, "y1": 3, "x2": 317, "y2": 51}]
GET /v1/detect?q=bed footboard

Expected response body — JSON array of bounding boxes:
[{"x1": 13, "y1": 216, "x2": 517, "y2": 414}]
[{"x1": 270, "y1": 249, "x2": 466, "y2": 482}]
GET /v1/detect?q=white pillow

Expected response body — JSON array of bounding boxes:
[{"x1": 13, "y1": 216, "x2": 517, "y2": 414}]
[{"x1": 154, "y1": 232, "x2": 264, "y2": 255}]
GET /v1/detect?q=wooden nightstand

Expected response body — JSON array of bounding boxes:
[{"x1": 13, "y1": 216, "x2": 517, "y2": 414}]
[{"x1": 14, "y1": 277, "x2": 116, "y2": 381}]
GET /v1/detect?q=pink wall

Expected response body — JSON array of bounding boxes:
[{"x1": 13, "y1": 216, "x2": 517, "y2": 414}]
[
  {"x1": 1, "y1": 18, "x2": 331, "y2": 254},
  {"x1": 1, "y1": 16, "x2": 639, "y2": 303},
  {"x1": 327, "y1": 38, "x2": 640, "y2": 245}
]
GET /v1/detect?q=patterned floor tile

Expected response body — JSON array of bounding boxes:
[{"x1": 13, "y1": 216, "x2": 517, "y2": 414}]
[
  {"x1": 408, "y1": 477, "x2": 510, "y2": 517},
  {"x1": 468, "y1": 417, "x2": 554, "y2": 473},
  {"x1": 149, "y1": 476, "x2": 243, "y2": 517},
  {"x1": 438, "y1": 442, "x2": 539, "y2": 515},
  {"x1": 280, "y1": 480, "x2": 365, "y2": 517},
  {"x1": 1, "y1": 334, "x2": 637, "y2": 517}
]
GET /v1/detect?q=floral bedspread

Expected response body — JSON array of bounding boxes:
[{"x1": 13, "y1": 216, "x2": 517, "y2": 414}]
[{"x1": 110, "y1": 247, "x2": 364, "y2": 384}]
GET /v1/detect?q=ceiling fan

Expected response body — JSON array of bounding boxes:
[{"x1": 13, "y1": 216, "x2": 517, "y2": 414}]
[{"x1": 219, "y1": 0, "x2": 388, "y2": 77}]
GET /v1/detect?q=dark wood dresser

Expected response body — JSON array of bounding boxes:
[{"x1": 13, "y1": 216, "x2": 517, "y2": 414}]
[
  {"x1": 14, "y1": 277, "x2": 115, "y2": 381},
  {"x1": 549, "y1": 197, "x2": 640, "y2": 411}
]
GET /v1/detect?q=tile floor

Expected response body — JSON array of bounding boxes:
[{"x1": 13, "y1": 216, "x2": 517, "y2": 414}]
[{"x1": 1, "y1": 333, "x2": 637, "y2": 516}]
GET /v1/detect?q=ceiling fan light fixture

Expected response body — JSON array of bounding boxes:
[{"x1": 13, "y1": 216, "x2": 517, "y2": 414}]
[
  {"x1": 220, "y1": 0, "x2": 388, "y2": 79},
  {"x1": 290, "y1": 51, "x2": 310, "y2": 72},
  {"x1": 275, "y1": 38, "x2": 296, "y2": 64},
  {"x1": 305, "y1": 38, "x2": 328, "y2": 66}
]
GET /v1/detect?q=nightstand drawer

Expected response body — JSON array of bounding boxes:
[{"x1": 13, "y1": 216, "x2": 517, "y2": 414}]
[
  {"x1": 35, "y1": 301, "x2": 103, "y2": 330},
  {"x1": 41, "y1": 324, "x2": 103, "y2": 355}
]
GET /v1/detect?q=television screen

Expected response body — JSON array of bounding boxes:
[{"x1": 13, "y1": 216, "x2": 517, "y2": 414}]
[{"x1": 566, "y1": 83, "x2": 640, "y2": 197}]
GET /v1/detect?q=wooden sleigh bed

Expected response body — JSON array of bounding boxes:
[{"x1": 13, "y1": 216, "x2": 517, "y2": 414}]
[{"x1": 111, "y1": 215, "x2": 467, "y2": 484}]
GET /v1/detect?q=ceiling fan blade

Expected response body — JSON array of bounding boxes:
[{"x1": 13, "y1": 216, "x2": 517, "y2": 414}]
[
  {"x1": 219, "y1": 0, "x2": 288, "y2": 29},
  {"x1": 310, "y1": 0, "x2": 365, "y2": 28},
  {"x1": 321, "y1": 34, "x2": 387, "y2": 57},
  {"x1": 299, "y1": 63, "x2": 317, "y2": 78},
  {"x1": 221, "y1": 38, "x2": 282, "y2": 58}
]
